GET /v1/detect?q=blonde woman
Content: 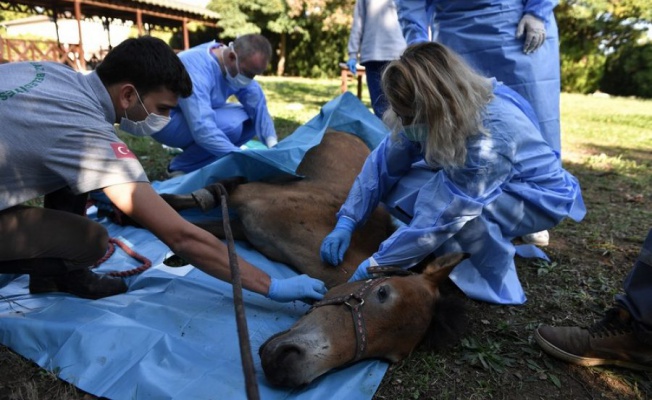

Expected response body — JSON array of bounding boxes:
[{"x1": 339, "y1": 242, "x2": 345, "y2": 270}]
[{"x1": 320, "y1": 42, "x2": 585, "y2": 305}]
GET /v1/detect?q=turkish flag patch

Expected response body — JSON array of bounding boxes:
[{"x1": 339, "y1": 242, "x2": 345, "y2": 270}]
[{"x1": 111, "y1": 143, "x2": 137, "y2": 159}]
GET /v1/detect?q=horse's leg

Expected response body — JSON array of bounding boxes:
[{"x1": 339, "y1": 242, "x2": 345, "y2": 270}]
[
  {"x1": 160, "y1": 177, "x2": 248, "y2": 212},
  {"x1": 160, "y1": 192, "x2": 199, "y2": 211}
]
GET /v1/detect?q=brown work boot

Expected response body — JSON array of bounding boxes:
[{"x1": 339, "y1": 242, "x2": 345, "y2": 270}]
[
  {"x1": 534, "y1": 307, "x2": 652, "y2": 371},
  {"x1": 30, "y1": 268, "x2": 128, "y2": 300}
]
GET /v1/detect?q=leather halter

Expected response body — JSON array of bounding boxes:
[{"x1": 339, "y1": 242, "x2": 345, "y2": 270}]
[{"x1": 309, "y1": 277, "x2": 391, "y2": 364}]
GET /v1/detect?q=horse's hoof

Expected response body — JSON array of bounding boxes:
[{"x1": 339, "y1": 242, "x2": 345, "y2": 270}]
[{"x1": 191, "y1": 188, "x2": 217, "y2": 212}]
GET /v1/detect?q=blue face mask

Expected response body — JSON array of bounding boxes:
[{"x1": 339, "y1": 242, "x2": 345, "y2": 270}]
[
  {"x1": 226, "y1": 42, "x2": 253, "y2": 89},
  {"x1": 403, "y1": 124, "x2": 428, "y2": 142}
]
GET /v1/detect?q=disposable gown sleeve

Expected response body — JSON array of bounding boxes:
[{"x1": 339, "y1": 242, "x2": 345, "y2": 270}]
[
  {"x1": 395, "y1": 0, "x2": 432, "y2": 45},
  {"x1": 372, "y1": 134, "x2": 516, "y2": 268},
  {"x1": 177, "y1": 66, "x2": 241, "y2": 157},
  {"x1": 523, "y1": 0, "x2": 558, "y2": 23},
  {"x1": 337, "y1": 136, "x2": 422, "y2": 226},
  {"x1": 347, "y1": 0, "x2": 364, "y2": 60},
  {"x1": 235, "y1": 82, "x2": 278, "y2": 146}
]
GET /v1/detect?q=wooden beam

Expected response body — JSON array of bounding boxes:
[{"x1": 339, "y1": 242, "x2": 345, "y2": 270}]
[
  {"x1": 0, "y1": 0, "x2": 219, "y2": 28},
  {"x1": 73, "y1": 0, "x2": 218, "y2": 27},
  {"x1": 183, "y1": 18, "x2": 189, "y2": 50},
  {"x1": 74, "y1": 0, "x2": 86, "y2": 70}
]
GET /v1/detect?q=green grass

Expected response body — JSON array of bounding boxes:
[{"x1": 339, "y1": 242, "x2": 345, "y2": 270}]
[
  {"x1": 259, "y1": 75, "x2": 373, "y2": 138},
  {"x1": 561, "y1": 93, "x2": 652, "y2": 166}
]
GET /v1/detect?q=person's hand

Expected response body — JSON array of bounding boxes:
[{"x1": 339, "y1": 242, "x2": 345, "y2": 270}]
[
  {"x1": 320, "y1": 217, "x2": 356, "y2": 266},
  {"x1": 516, "y1": 14, "x2": 546, "y2": 54},
  {"x1": 268, "y1": 275, "x2": 327, "y2": 303},
  {"x1": 348, "y1": 258, "x2": 375, "y2": 282},
  {"x1": 346, "y1": 58, "x2": 358, "y2": 75}
]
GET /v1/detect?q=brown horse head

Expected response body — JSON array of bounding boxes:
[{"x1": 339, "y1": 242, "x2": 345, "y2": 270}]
[{"x1": 259, "y1": 253, "x2": 469, "y2": 387}]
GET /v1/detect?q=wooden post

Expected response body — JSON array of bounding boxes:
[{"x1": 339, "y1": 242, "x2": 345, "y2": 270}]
[
  {"x1": 74, "y1": 0, "x2": 86, "y2": 70},
  {"x1": 136, "y1": 9, "x2": 143, "y2": 36},
  {"x1": 183, "y1": 18, "x2": 189, "y2": 49},
  {"x1": 181, "y1": 17, "x2": 190, "y2": 50},
  {"x1": 339, "y1": 63, "x2": 366, "y2": 100}
]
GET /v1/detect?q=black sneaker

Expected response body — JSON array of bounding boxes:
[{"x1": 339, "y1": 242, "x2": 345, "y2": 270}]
[
  {"x1": 534, "y1": 307, "x2": 652, "y2": 371},
  {"x1": 30, "y1": 268, "x2": 128, "y2": 300}
]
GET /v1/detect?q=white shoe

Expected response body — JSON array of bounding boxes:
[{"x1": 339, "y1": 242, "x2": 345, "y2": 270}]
[{"x1": 521, "y1": 230, "x2": 550, "y2": 247}]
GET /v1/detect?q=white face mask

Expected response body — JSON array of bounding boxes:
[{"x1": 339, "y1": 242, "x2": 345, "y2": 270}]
[
  {"x1": 119, "y1": 90, "x2": 170, "y2": 137},
  {"x1": 225, "y1": 42, "x2": 253, "y2": 89}
]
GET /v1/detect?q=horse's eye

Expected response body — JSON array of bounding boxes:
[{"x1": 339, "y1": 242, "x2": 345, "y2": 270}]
[{"x1": 377, "y1": 285, "x2": 389, "y2": 303}]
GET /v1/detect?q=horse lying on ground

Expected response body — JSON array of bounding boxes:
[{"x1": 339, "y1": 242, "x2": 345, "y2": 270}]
[
  {"x1": 161, "y1": 130, "x2": 394, "y2": 288},
  {"x1": 160, "y1": 130, "x2": 467, "y2": 387}
]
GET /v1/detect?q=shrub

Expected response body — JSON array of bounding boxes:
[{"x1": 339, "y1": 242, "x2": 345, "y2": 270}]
[
  {"x1": 601, "y1": 43, "x2": 652, "y2": 99},
  {"x1": 560, "y1": 53, "x2": 605, "y2": 94}
]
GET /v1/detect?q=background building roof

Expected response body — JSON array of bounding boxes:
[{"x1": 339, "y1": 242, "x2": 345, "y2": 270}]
[{"x1": 0, "y1": 0, "x2": 220, "y2": 30}]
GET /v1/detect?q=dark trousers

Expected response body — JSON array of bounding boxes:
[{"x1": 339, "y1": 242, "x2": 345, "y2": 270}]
[
  {"x1": 617, "y1": 228, "x2": 652, "y2": 342},
  {"x1": 0, "y1": 188, "x2": 108, "y2": 276},
  {"x1": 361, "y1": 61, "x2": 391, "y2": 118}
]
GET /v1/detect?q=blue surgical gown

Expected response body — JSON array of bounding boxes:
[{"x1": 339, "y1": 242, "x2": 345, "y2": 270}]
[
  {"x1": 152, "y1": 41, "x2": 277, "y2": 173},
  {"x1": 395, "y1": 0, "x2": 561, "y2": 153},
  {"x1": 337, "y1": 81, "x2": 585, "y2": 304}
]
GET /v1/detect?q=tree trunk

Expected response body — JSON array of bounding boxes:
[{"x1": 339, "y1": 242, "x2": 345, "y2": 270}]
[{"x1": 276, "y1": 32, "x2": 286, "y2": 76}]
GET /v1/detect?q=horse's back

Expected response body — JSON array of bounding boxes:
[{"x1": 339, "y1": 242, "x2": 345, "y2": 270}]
[
  {"x1": 297, "y1": 130, "x2": 370, "y2": 189},
  {"x1": 228, "y1": 130, "x2": 392, "y2": 287}
]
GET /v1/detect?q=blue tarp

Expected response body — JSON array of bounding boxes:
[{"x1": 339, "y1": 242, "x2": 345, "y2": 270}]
[{"x1": 0, "y1": 93, "x2": 392, "y2": 399}]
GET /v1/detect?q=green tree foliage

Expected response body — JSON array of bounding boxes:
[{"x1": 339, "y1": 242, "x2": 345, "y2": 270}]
[
  {"x1": 556, "y1": 0, "x2": 651, "y2": 94},
  {"x1": 0, "y1": 4, "x2": 32, "y2": 23},
  {"x1": 168, "y1": 23, "x2": 221, "y2": 50},
  {"x1": 601, "y1": 42, "x2": 652, "y2": 98},
  {"x1": 282, "y1": 0, "x2": 352, "y2": 77},
  {"x1": 207, "y1": 0, "x2": 354, "y2": 77}
]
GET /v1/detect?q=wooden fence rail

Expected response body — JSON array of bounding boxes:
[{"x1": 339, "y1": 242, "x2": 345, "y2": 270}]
[{"x1": 0, "y1": 37, "x2": 85, "y2": 69}]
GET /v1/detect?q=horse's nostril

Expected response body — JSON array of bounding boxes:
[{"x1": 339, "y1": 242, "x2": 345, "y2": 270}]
[
  {"x1": 261, "y1": 341, "x2": 308, "y2": 387},
  {"x1": 261, "y1": 339, "x2": 306, "y2": 369},
  {"x1": 276, "y1": 343, "x2": 304, "y2": 365}
]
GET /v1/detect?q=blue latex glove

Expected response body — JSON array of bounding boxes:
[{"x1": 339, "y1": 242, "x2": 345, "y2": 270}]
[
  {"x1": 516, "y1": 14, "x2": 546, "y2": 54},
  {"x1": 348, "y1": 258, "x2": 378, "y2": 282},
  {"x1": 346, "y1": 58, "x2": 358, "y2": 75},
  {"x1": 268, "y1": 275, "x2": 327, "y2": 303},
  {"x1": 320, "y1": 216, "x2": 356, "y2": 266}
]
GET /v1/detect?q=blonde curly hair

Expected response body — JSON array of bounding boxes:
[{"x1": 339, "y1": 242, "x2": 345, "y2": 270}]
[{"x1": 381, "y1": 42, "x2": 494, "y2": 168}]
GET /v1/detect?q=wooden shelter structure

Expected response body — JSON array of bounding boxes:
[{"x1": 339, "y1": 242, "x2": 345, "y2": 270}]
[{"x1": 0, "y1": 0, "x2": 220, "y2": 69}]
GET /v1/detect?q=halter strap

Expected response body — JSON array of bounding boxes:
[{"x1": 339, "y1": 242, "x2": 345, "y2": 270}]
[{"x1": 310, "y1": 277, "x2": 390, "y2": 363}]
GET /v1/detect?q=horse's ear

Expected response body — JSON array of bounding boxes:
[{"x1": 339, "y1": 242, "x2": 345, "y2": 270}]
[{"x1": 423, "y1": 253, "x2": 470, "y2": 286}]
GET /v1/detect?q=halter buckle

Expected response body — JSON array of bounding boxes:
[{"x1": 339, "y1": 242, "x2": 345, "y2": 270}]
[{"x1": 344, "y1": 297, "x2": 364, "y2": 309}]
